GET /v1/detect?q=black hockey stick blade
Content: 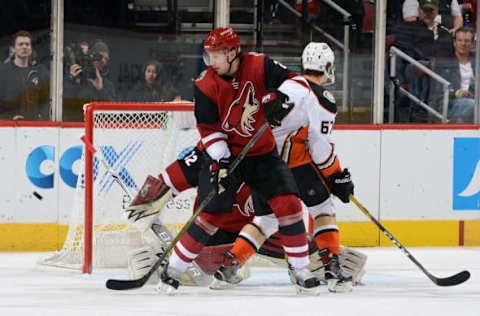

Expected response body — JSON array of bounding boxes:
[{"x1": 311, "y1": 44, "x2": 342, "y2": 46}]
[
  {"x1": 349, "y1": 195, "x2": 471, "y2": 287},
  {"x1": 429, "y1": 270, "x2": 470, "y2": 286},
  {"x1": 106, "y1": 123, "x2": 269, "y2": 290},
  {"x1": 106, "y1": 243, "x2": 169, "y2": 290},
  {"x1": 106, "y1": 275, "x2": 149, "y2": 290}
]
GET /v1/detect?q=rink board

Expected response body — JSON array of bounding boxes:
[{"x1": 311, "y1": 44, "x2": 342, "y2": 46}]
[{"x1": 0, "y1": 122, "x2": 479, "y2": 250}]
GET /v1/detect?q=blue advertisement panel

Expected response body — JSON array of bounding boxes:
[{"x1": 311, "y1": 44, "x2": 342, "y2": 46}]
[{"x1": 453, "y1": 138, "x2": 480, "y2": 210}]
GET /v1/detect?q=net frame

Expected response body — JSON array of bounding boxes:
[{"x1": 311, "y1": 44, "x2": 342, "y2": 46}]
[{"x1": 82, "y1": 101, "x2": 195, "y2": 273}]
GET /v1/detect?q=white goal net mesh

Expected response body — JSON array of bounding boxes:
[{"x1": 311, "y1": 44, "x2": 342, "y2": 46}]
[{"x1": 38, "y1": 103, "x2": 200, "y2": 270}]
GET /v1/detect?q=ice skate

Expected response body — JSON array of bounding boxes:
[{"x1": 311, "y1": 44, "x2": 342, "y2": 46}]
[
  {"x1": 288, "y1": 264, "x2": 321, "y2": 295},
  {"x1": 210, "y1": 251, "x2": 243, "y2": 290},
  {"x1": 324, "y1": 254, "x2": 353, "y2": 293},
  {"x1": 156, "y1": 262, "x2": 182, "y2": 295}
]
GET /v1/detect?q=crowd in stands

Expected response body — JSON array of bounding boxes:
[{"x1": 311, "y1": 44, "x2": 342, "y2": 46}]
[
  {"x1": 0, "y1": 1, "x2": 477, "y2": 123},
  {"x1": 388, "y1": 0, "x2": 477, "y2": 123}
]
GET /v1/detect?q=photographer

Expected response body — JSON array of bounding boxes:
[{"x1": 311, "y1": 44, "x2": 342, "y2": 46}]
[
  {"x1": 0, "y1": 30, "x2": 50, "y2": 121},
  {"x1": 63, "y1": 40, "x2": 116, "y2": 121}
]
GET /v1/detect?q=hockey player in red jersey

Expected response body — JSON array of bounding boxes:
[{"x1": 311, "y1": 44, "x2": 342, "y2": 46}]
[
  {"x1": 125, "y1": 144, "x2": 366, "y2": 288},
  {"x1": 210, "y1": 42, "x2": 356, "y2": 293},
  {"x1": 154, "y1": 27, "x2": 318, "y2": 295}
]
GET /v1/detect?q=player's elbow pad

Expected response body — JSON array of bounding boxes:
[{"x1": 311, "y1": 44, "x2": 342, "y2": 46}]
[{"x1": 206, "y1": 140, "x2": 231, "y2": 161}]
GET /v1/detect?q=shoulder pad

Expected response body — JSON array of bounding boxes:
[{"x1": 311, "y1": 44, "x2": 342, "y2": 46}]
[
  {"x1": 195, "y1": 69, "x2": 208, "y2": 82},
  {"x1": 322, "y1": 90, "x2": 336, "y2": 104},
  {"x1": 246, "y1": 51, "x2": 265, "y2": 57}
]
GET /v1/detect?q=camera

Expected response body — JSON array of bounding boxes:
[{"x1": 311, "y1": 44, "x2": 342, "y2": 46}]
[{"x1": 65, "y1": 42, "x2": 102, "y2": 81}]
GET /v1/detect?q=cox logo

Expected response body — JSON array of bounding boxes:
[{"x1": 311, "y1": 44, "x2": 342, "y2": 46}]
[
  {"x1": 453, "y1": 138, "x2": 480, "y2": 210},
  {"x1": 26, "y1": 144, "x2": 139, "y2": 190},
  {"x1": 26, "y1": 145, "x2": 82, "y2": 188}
]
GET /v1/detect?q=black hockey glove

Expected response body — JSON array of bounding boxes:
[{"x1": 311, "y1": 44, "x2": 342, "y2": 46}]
[
  {"x1": 262, "y1": 91, "x2": 294, "y2": 127},
  {"x1": 209, "y1": 157, "x2": 236, "y2": 194},
  {"x1": 329, "y1": 168, "x2": 354, "y2": 203}
]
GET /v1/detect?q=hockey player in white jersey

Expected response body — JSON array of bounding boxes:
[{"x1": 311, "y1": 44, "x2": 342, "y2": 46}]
[{"x1": 213, "y1": 42, "x2": 356, "y2": 293}]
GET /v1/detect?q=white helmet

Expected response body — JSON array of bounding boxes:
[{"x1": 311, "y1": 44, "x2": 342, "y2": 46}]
[{"x1": 301, "y1": 42, "x2": 335, "y2": 85}]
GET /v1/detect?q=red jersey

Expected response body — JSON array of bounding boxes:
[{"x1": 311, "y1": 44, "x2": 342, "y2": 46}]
[
  {"x1": 194, "y1": 53, "x2": 293, "y2": 158},
  {"x1": 218, "y1": 182, "x2": 255, "y2": 232}
]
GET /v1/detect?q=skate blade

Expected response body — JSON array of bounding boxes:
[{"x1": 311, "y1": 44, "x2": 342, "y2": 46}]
[
  {"x1": 155, "y1": 283, "x2": 179, "y2": 296},
  {"x1": 327, "y1": 279, "x2": 353, "y2": 293},
  {"x1": 294, "y1": 284, "x2": 321, "y2": 296},
  {"x1": 209, "y1": 278, "x2": 238, "y2": 290}
]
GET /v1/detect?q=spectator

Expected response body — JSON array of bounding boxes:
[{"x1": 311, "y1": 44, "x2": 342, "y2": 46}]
[
  {"x1": 403, "y1": 0, "x2": 463, "y2": 33},
  {"x1": 126, "y1": 61, "x2": 178, "y2": 102},
  {"x1": 63, "y1": 40, "x2": 116, "y2": 121},
  {"x1": 295, "y1": 0, "x2": 320, "y2": 23},
  {"x1": 430, "y1": 27, "x2": 475, "y2": 123},
  {"x1": 393, "y1": 0, "x2": 454, "y2": 121},
  {"x1": 459, "y1": 0, "x2": 476, "y2": 28},
  {"x1": 0, "y1": 30, "x2": 50, "y2": 121}
]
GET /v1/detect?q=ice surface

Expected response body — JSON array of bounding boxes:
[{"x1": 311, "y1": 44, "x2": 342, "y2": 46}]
[{"x1": 1, "y1": 247, "x2": 479, "y2": 316}]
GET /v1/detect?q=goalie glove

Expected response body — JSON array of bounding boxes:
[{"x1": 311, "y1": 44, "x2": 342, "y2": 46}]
[{"x1": 124, "y1": 175, "x2": 172, "y2": 232}]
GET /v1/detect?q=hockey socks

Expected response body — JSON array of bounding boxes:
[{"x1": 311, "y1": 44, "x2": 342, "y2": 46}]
[
  {"x1": 268, "y1": 194, "x2": 310, "y2": 269},
  {"x1": 312, "y1": 215, "x2": 340, "y2": 262},
  {"x1": 228, "y1": 236, "x2": 257, "y2": 267}
]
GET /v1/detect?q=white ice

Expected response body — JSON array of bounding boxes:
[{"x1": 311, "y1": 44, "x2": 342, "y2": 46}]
[{"x1": 1, "y1": 247, "x2": 479, "y2": 316}]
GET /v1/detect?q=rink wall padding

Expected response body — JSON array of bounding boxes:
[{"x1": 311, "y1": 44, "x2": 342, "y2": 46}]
[{"x1": 0, "y1": 122, "x2": 479, "y2": 251}]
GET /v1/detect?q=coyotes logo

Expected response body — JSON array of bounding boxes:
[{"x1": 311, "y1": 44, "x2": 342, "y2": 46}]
[
  {"x1": 222, "y1": 81, "x2": 260, "y2": 137},
  {"x1": 232, "y1": 183, "x2": 255, "y2": 217}
]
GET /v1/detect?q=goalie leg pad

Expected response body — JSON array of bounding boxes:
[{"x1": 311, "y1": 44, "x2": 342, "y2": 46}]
[
  {"x1": 339, "y1": 246, "x2": 368, "y2": 285},
  {"x1": 127, "y1": 245, "x2": 163, "y2": 282},
  {"x1": 307, "y1": 244, "x2": 367, "y2": 285},
  {"x1": 124, "y1": 175, "x2": 172, "y2": 232},
  {"x1": 128, "y1": 223, "x2": 212, "y2": 287}
]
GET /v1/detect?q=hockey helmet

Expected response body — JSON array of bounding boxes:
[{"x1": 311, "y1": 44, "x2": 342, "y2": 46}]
[
  {"x1": 204, "y1": 27, "x2": 240, "y2": 53},
  {"x1": 203, "y1": 27, "x2": 241, "y2": 67},
  {"x1": 302, "y1": 42, "x2": 335, "y2": 85}
]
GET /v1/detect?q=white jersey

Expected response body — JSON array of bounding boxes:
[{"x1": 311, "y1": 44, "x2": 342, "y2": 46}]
[{"x1": 274, "y1": 75, "x2": 337, "y2": 169}]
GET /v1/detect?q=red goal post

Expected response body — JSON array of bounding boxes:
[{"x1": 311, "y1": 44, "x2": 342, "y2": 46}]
[
  {"x1": 38, "y1": 101, "x2": 199, "y2": 273},
  {"x1": 82, "y1": 101, "x2": 195, "y2": 273}
]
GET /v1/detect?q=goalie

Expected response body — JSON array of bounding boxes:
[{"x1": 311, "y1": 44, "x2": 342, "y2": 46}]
[{"x1": 124, "y1": 143, "x2": 366, "y2": 290}]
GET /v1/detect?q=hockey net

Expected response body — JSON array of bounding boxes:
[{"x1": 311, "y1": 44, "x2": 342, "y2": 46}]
[{"x1": 38, "y1": 102, "x2": 200, "y2": 273}]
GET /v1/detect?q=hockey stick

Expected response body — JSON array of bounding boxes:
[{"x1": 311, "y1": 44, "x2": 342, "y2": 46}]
[
  {"x1": 349, "y1": 195, "x2": 470, "y2": 286},
  {"x1": 106, "y1": 122, "x2": 270, "y2": 290},
  {"x1": 81, "y1": 135, "x2": 211, "y2": 286},
  {"x1": 80, "y1": 136, "x2": 134, "y2": 203}
]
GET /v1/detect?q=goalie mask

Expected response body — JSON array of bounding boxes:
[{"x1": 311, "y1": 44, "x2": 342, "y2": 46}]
[
  {"x1": 302, "y1": 42, "x2": 335, "y2": 85},
  {"x1": 203, "y1": 27, "x2": 241, "y2": 69}
]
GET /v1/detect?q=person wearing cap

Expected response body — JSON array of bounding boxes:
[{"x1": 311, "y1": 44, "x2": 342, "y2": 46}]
[
  {"x1": 392, "y1": 0, "x2": 454, "y2": 122},
  {"x1": 403, "y1": 0, "x2": 463, "y2": 33}
]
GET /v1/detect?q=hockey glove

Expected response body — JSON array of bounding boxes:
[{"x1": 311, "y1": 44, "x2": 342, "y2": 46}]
[
  {"x1": 262, "y1": 91, "x2": 294, "y2": 127},
  {"x1": 329, "y1": 168, "x2": 354, "y2": 203},
  {"x1": 210, "y1": 157, "x2": 236, "y2": 194}
]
